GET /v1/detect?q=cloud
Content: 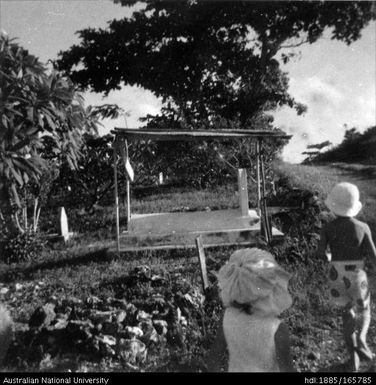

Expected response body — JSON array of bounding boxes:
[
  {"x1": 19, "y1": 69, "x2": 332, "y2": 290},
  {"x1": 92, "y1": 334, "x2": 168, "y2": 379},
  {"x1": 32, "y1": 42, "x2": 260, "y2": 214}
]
[
  {"x1": 290, "y1": 76, "x2": 344, "y2": 108},
  {"x1": 85, "y1": 85, "x2": 162, "y2": 135},
  {"x1": 274, "y1": 75, "x2": 375, "y2": 164},
  {"x1": 136, "y1": 103, "x2": 161, "y2": 118}
]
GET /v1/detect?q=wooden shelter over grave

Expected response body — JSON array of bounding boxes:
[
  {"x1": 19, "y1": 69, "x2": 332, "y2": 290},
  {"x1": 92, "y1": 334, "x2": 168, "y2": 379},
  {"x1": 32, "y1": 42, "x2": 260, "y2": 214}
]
[{"x1": 111, "y1": 128, "x2": 292, "y2": 252}]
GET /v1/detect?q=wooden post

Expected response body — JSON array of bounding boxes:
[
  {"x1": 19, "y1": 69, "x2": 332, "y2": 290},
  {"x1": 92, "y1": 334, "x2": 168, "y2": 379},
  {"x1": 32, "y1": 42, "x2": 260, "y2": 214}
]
[
  {"x1": 113, "y1": 142, "x2": 120, "y2": 253},
  {"x1": 259, "y1": 142, "x2": 272, "y2": 243},
  {"x1": 126, "y1": 180, "x2": 131, "y2": 226},
  {"x1": 237, "y1": 168, "x2": 249, "y2": 217},
  {"x1": 125, "y1": 140, "x2": 131, "y2": 227},
  {"x1": 256, "y1": 140, "x2": 261, "y2": 215},
  {"x1": 24, "y1": 188, "x2": 27, "y2": 229},
  {"x1": 195, "y1": 235, "x2": 209, "y2": 293}
]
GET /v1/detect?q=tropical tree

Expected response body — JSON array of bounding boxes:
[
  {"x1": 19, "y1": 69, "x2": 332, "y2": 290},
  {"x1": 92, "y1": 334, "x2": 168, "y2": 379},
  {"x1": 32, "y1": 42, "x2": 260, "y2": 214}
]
[
  {"x1": 55, "y1": 134, "x2": 114, "y2": 211},
  {"x1": 58, "y1": 1, "x2": 375, "y2": 128},
  {"x1": 0, "y1": 33, "x2": 98, "y2": 232},
  {"x1": 56, "y1": 1, "x2": 375, "y2": 186}
]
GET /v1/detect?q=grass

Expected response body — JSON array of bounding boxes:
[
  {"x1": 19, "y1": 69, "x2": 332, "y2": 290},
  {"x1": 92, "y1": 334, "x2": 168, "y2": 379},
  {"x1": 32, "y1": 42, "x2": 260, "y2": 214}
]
[
  {"x1": 39, "y1": 184, "x2": 240, "y2": 237},
  {"x1": 273, "y1": 161, "x2": 342, "y2": 197},
  {"x1": 274, "y1": 160, "x2": 376, "y2": 235},
  {"x1": 130, "y1": 184, "x2": 240, "y2": 214}
]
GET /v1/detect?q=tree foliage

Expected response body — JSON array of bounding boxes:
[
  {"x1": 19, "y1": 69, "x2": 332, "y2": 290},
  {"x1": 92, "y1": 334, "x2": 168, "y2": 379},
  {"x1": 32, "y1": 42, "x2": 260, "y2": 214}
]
[
  {"x1": 304, "y1": 125, "x2": 376, "y2": 164},
  {"x1": 55, "y1": 134, "x2": 114, "y2": 210},
  {"x1": 56, "y1": 1, "x2": 375, "y2": 187},
  {"x1": 58, "y1": 1, "x2": 375, "y2": 129},
  {"x1": 0, "y1": 33, "x2": 99, "y2": 230}
]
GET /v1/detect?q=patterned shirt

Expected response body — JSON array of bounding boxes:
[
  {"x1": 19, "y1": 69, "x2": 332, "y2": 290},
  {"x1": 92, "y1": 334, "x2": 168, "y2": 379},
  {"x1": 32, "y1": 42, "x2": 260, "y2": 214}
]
[{"x1": 318, "y1": 217, "x2": 376, "y2": 262}]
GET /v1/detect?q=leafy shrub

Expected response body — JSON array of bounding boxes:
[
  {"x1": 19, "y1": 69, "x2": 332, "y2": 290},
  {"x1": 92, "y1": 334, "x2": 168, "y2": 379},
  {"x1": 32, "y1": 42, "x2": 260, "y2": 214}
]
[{"x1": 0, "y1": 225, "x2": 45, "y2": 264}]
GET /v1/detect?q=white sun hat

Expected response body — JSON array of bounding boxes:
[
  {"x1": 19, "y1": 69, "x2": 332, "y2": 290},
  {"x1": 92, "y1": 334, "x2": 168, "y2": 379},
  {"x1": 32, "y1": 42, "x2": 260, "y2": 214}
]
[
  {"x1": 216, "y1": 248, "x2": 292, "y2": 316},
  {"x1": 325, "y1": 182, "x2": 362, "y2": 217}
]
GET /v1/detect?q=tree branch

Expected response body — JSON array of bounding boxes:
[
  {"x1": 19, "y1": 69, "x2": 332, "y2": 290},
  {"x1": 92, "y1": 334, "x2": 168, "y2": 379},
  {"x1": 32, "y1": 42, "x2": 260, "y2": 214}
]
[
  {"x1": 33, "y1": 197, "x2": 39, "y2": 232},
  {"x1": 36, "y1": 207, "x2": 41, "y2": 228},
  {"x1": 14, "y1": 212, "x2": 25, "y2": 233},
  {"x1": 280, "y1": 38, "x2": 309, "y2": 49}
]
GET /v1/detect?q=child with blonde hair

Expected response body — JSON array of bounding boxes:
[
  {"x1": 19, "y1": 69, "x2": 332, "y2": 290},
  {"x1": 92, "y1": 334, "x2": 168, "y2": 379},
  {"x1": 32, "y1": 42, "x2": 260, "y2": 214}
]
[
  {"x1": 206, "y1": 248, "x2": 295, "y2": 372},
  {"x1": 0, "y1": 303, "x2": 13, "y2": 367},
  {"x1": 318, "y1": 182, "x2": 376, "y2": 372}
]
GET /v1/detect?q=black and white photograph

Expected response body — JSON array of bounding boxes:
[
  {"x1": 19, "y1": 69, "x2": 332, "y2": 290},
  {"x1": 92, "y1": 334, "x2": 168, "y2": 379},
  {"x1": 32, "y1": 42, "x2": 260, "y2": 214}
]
[{"x1": 0, "y1": 0, "x2": 375, "y2": 378}]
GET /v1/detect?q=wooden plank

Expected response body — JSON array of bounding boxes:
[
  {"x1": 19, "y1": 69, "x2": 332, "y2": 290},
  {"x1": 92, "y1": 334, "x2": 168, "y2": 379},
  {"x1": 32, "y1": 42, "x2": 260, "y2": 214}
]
[
  {"x1": 260, "y1": 149, "x2": 272, "y2": 243},
  {"x1": 237, "y1": 168, "x2": 249, "y2": 217},
  {"x1": 115, "y1": 236, "x2": 285, "y2": 253},
  {"x1": 267, "y1": 206, "x2": 300, "y2": 214},
  {"x1": 127, "y1": 209, "x2": 261, "y2": 235},
  {"x1": 195, "y1": 235, "x2": 209, "y2": 292},
  {"x1": 126, "y1": 180, "x2": 131, "y2": 225},
  {"x1": 116, "y1": 241, "x2": 257, "y2": 253},
  {"x1": 112, "y1": 128, "x2": 291, "y2": 141}
]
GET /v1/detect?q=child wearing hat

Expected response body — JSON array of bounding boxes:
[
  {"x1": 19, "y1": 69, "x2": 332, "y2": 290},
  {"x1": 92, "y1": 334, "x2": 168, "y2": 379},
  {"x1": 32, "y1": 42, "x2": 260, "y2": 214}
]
[
  {"x1": 0, "y1": 303, "x2": 13, "y2": 367},
  {"x1": 206, "y1": 248, "x2": 295, "y2": 372},
  {"x1": 318, "y1": 182, "x2": 376, "y2": 372}
]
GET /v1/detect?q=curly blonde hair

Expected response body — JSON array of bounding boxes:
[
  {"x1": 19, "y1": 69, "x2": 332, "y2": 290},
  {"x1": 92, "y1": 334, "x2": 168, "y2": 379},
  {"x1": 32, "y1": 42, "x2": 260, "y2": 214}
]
[{"x1": 0, "y1": 304, "x2": 13, "y2": 366}]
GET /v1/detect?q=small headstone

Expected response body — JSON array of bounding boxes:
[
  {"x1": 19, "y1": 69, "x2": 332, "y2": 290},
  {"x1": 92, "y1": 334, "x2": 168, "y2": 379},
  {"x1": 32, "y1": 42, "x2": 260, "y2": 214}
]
[{"x1": 58, "y1": 207, "x2": 70, "y2": 242}]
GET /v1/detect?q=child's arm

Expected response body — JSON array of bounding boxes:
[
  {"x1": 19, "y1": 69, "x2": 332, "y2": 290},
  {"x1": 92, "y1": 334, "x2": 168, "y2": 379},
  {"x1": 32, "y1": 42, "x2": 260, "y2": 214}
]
[
  {"x1": 205, "y1": 311, "x2": 227, "y2": 372},
  {"x1": 275, "y1": 321, "x2": 296, "y2": 372},
  {"x1": 362, "y1": 225, "x2": 376, "y2": 268},
  {"x1": 317, "y1": 226, "x2": 329, "y2": 262}
]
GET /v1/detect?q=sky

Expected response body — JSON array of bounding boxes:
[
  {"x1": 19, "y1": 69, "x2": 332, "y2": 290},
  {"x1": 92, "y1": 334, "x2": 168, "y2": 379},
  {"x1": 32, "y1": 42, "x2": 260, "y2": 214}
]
[{"x1": 1, "y1": 0, "x2": 375, "y2": 163}]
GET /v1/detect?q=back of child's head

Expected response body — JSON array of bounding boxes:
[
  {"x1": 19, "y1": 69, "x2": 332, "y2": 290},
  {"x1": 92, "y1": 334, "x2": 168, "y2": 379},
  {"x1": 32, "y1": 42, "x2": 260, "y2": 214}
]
[
  {"x1": 216, "y1": 248, "x2": 292, "y2": 316},
  {"x1": 325, "y1": 182, "x2": 362, "y2": 218}
]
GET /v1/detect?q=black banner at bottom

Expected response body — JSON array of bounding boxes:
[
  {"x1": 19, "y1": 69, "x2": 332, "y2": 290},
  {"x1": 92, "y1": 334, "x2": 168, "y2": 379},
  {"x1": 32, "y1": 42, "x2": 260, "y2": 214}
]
[{"x1": 1, "y1": 372, "x2": 376, "y2": 385}]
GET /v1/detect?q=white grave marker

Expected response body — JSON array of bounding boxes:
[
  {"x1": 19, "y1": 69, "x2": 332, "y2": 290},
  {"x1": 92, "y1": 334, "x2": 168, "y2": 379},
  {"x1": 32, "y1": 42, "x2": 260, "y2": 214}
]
[{"x1": 58, "y1": 207, "x2": 70, "y2": 241}]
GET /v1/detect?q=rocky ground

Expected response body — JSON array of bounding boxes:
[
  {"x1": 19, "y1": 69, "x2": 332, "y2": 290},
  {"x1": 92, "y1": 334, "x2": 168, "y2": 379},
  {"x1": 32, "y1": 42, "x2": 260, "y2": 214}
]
[
  {"x1": 1, "y1": 264, "x2": 220, "y2": 372},
  {"x1": 2, "y1": 261, "x2": 376, "y2": 372}
]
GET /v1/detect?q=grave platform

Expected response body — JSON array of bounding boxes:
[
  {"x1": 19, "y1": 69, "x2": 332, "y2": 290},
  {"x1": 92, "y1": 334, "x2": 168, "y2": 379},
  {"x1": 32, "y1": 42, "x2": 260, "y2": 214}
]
[{"x1": 117, "y1": 208, "x2": 283, "y2": 251}]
